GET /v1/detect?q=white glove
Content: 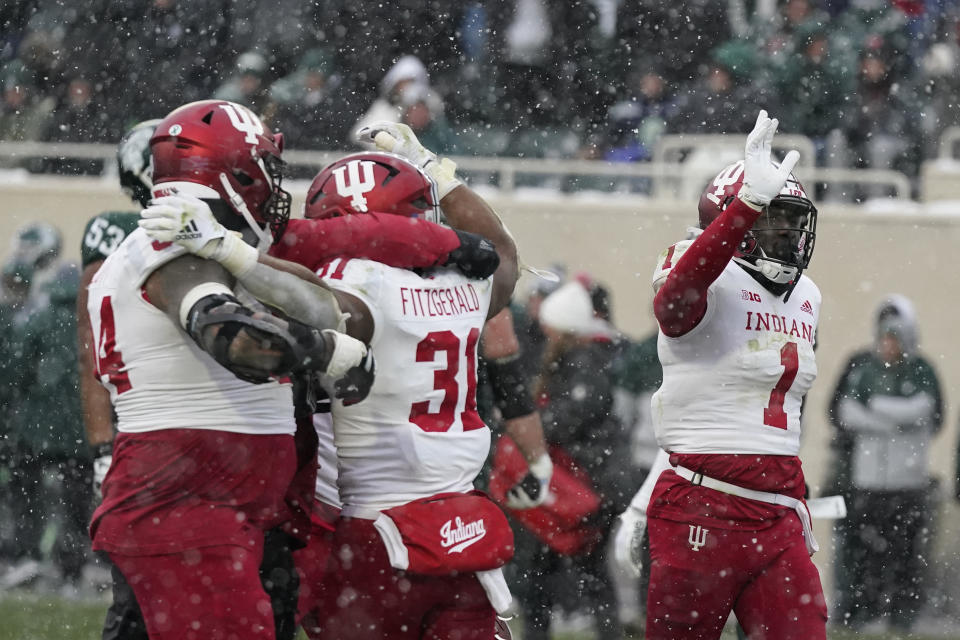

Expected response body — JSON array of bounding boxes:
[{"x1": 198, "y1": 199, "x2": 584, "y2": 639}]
[
  {"x1": 355, "y1": 121, "x2": 462, "y2": 199},
  {"x1": 505, "y1": 453, "x2": 553, "y2": 510},
  {"x1": 92, "y1": 448, "x2": 112, "y2": 501},
  {"x1": 139, "y1": 194, "x2": 258, "y2": 276},
  {"x1": 738, "y1": 110, "x2": 800, "y2": 210},
  {"x1": 612, "y1": 506, "x2": 647, "y2": 577},
  {"x1": 317, "y1": 330, "x2": 376, "y2": 406}
]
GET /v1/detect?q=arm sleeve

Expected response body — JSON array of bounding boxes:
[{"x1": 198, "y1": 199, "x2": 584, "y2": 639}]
[
  {"x1": 653, "y1": 198, "x2": 762, "y2": 337},
  {"x1": 235, "y1": 262, "x2": 345, "y2": 332},
  {"x1": 628, "y1": 448, "x2": 672, "y2": 513},
  {"x1": 271, "y1": 214, "x2": 461, "y2": 272}
]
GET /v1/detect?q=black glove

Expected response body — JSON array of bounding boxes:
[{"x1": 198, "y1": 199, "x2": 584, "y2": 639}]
[
  {"x1": 445, "y1": 230, "x2": 499, "y2": 279},
  {"x1": 505, "y1": 453, "x2": 553, "y2": 509},
  {"x1": 334, "y1": 349, "x2": 376, "y2": 406}
]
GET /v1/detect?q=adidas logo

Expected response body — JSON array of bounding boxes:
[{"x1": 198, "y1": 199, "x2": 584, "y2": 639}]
[
  {"x1": 800, "y1": 300, "x2": 813, "y2": 315},
  {"x1": 440, "y1": 516, "x2": 486, "y2": 554},
  {"x1": 176, "y1": 219, "x2": 203, "y2": 241}
]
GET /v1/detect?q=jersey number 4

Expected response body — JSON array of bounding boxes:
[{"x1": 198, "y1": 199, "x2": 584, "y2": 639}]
[
  {"x1": 764, "y1": 342, "x2": 798, "y2": 430},
  {"x1": 409, "y1": 329, "x2": 485, "y2": 433},
  {"x1": 94, "y1": 296, "x2": 132, "y2": 395}
]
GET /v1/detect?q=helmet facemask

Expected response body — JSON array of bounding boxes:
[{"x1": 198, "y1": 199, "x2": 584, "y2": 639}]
[
  {"x1": 218, "y1": 148, "x2": 291, "y2": 249},
  {"x1": 261, "y1": 152, "x2": 292, "y2": 242},
  {"x1": 734, "y1": 196, "x2": 817, "y2": 299}
]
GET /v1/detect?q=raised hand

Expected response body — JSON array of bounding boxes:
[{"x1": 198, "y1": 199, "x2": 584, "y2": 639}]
[
  {"x1": 739, "y1": 110, "x2": 800, "y2": 208},
  {"x1": 355, "y1": 121, "x2": 461, "y2": 198}
]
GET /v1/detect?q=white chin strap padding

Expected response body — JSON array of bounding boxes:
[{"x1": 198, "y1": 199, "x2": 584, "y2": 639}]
[
  {"x1": 219, "y1": 172, "x2": 272, "y2": 251},
  {"x1": 734, "y1": 256, "x2": 797, "y2": 284},
  {"x1": 757, "y1": 259, "x2": 796, "y2": 284}
]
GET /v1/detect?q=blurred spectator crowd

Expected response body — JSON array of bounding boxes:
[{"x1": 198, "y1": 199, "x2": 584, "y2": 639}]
[{"x1": 3, "y1": 0, "x2": 960, "y2": 194}]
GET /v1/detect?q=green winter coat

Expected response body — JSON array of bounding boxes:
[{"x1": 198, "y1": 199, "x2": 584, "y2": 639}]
[{"x1": 8, "y1": 267, "x2": 86, "y2": 459}]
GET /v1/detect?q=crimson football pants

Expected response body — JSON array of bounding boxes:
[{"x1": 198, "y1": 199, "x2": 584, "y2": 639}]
[
  {"x1": 646, "y1": 513, "x2": 827, "y2": 640},
  {"x1": 110, "y1": 542, "x2": 274, "y2": 640},
  {"x1": 319, "y1": 517, "x2": 498, "y2": 639},
  {"x1": 294, "y1": 521, "x2": 335, "y2": 640}
]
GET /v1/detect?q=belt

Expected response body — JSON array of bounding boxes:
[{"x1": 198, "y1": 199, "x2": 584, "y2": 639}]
[
  {"x1": 340, "y1": 504, "x2": 382, "y2": 520},
  {"x1": 673, "y1": 465, "x2": 819, "y2": 554}
]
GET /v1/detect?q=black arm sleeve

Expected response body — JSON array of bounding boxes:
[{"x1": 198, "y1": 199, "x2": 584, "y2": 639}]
[
  {"x1": 185, "y1": 293, "x2": 331, "y2": 383},
  {"x1": 486, "y1": 353, "x2": 536, "y2": 420}
]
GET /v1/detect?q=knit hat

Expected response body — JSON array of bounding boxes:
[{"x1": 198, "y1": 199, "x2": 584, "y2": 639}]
[{"x1": 539, "y1": 281, "x2": 614, "y2": 337}]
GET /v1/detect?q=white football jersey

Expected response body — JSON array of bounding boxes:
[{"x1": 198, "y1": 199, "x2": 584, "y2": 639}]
[
  {"x1": 319, "y1": 258, "x2": 493, "y2": 510},
  {"x1": 312, "y1": 411, "x2": 342, "y2": 508},
  {"x1": 87, "y1": 228, "x2": 294, "y2": 435},
  {"x1": 651, "y1": 240, "x2": 820, "y2": 456}
]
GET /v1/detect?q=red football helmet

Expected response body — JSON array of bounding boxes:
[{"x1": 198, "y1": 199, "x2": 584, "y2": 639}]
[
  {"x1": 150, "y1": 100, "x2": 291, "y2": 245},
  {"x1": 304, "y1": 152, "x2": 441, "y2": 222},
  {"x1": 697, "y1": 159, "x2": 817, "y2": 297}
]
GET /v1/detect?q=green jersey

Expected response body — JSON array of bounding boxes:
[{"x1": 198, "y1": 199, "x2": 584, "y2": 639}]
[{"x1": 80, "y1": 211, "x2": 140, "y2": 267}]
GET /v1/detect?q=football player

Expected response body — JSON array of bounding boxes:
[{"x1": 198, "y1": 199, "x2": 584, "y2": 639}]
[
  {"x1": 79, "y1": 119, "x2": 159, "y2": 503},
  {"x1": 142, "y1": 122, "x2": 520, "y2": 639},
  {"x1": 87, "y1": 99, "x2": 499, "y2": 640},
  {"x1": 83, "y1": 106, "x2": 501, "y2": 640},
  {"x1": 615, "y1": 111, "x2": 825, "y2": 640},
  {"x1": 77, "y1": 119, "x2": 157, "y2": 640}
]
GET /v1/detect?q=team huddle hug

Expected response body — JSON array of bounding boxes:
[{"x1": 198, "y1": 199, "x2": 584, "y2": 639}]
[{"x1": 81, "y1": 101, "x2": 826, "y2": 640}]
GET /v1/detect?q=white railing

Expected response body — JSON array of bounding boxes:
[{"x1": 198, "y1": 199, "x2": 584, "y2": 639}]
[
  {"x1": 938, "y1": 126, "x2": 960, "y2": 160},
  {"x1": 653, "y1": 133, "x2": 818, "y2": 168},
  {"x1": 0, "y1": 141, "x2": 913, "y2": 200}
]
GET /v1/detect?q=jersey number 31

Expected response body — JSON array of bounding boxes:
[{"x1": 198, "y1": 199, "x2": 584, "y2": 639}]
[{"x1": 409, "y1": 329, "x2": 485, "y2": 433}]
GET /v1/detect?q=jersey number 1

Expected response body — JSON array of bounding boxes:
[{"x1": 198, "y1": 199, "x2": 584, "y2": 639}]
[
  {"x1": 763, "y1": 342, "x2": 798, "y2": 430},
  {"x1": 409, "y1": 328, "x2": 485, "y2": 433}
]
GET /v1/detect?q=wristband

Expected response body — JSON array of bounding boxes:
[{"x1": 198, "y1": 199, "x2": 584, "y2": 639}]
[
  {"x1": 321, "y1": 330, "x2": 368, "y2": 378},
  {"x1": 528, "y1": 453, "x2": 553, "y2": 481},
  {"x1": 212, "y1": 231, "x2": 259, "y2": 277},
  {"x1": 424, "y1": 157, "x2": 462, "y2": 200},
  {"x1": 178, "y1": 282, "x2": 234, "y2": 329}
]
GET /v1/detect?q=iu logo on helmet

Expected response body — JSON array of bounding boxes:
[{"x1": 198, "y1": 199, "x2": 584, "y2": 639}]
[
  {"x1": 218, "y1": 103, "x2": 264, "y2": 145},
  {"x1": 705, "y1": 161, "x2": 745, "y2": 206},
  {"x1": 333, "y1": 159, "x2": 377, "y2": 213}
]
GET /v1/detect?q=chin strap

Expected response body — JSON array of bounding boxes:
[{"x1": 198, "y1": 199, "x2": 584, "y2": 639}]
[
  {"x1": 219, "y1": 172, "x2": 273, "y2": 251},
  {"x1": 733, "y1": 253, "x2": 797, "y2": 285}
]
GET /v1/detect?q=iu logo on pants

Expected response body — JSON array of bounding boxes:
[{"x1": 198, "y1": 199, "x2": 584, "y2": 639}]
[{"x1": 688, "y1": 525, "x2": 708, "y2": 551}]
